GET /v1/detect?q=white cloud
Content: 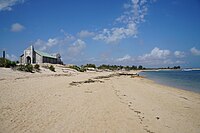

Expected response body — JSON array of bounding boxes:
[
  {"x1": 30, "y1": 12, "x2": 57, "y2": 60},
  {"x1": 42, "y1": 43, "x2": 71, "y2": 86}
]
[
  {"x1": 139, "y1": 47, "x2": 171, "y2": 60},
  {"x1": 35, "y1": 38, "x2": 60, "y2": 51},
  {"x1": 174, "y1": 51, "x2": 185, "y2": 58},
  {"x1": 6, "y1": 54, "x2": 18, "y2": 61},
  {"x1": 105, "y1": 49, "x2": 183, "y2": 66},
  {"x1": 33, "y1": 39, "x2": 59, "y2": 51},
  {"x1": 134, "y1": 47, "x2": 188, "y2": 67},
  {"x1": 60, "y1": 29, "x2": 75, "y2": 40},
  {"x1": 93, "y1": 23, "x2": 137, "y2": 43},
  {"x1": 32, "y1": 30, "x2": 88, "y2": 63},
  {"x1": 33, "y1": 39, "x2": 47, "y2": 51},
  {"x1": 135, "y1": 47, "x2": 173, "y2": 66},
  {"x1": 77, "y1": 30, "x2": 95, "y2": 38},
  {"x1": 175, "y1": 60, "x2": 185, "y2": 64},
  {"x1": 116, "y1": 0, "x2": 148, "y2": 24},
  {"x1": 123, "y1": 3, "x2": 131, "y2": 9},
  {"x1": 190, "y1": 47, "x2": 200, "y2": 56},
  {"x1": 46, "y1": 38, "x2": 59, "y2": 47},
  {"x1": 163, "y1": 59, "x2": 173, "y2": 65},
  {"x1": 67, "y1": 39, "x2": 86, "y2": 56},
  {"x1": 10, "y1": 23, "x2": 25, "y2": 32},
  {"x1": 33, "y1": 32, "x2": 75, "y2": 51},
  {"x1": 117, "y1": 55, "x2": 132, "y2": 62},
  {"x1": 0, "y1": 0, "x2": 25, "y2": 11},
  {"x1": 94, "y1": 0, "x2": 151, "y2": 44}
]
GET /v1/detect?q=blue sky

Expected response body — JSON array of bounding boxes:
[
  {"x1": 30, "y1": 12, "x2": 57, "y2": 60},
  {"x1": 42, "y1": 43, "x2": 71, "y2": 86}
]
[{"x1": 0, "y1": 0, "x2": 200, "y2": 67}]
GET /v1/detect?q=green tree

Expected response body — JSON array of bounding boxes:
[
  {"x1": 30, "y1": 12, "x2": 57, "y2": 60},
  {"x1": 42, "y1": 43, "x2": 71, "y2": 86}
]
[{"x1": 138, "y1": 65, "x2": 143, "y2": 70}]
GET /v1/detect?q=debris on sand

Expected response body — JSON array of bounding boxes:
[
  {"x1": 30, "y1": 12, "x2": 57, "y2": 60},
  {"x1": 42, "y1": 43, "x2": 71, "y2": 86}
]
[{"x1": 70, "y1": 79, "x2": 104, "y2": 86}]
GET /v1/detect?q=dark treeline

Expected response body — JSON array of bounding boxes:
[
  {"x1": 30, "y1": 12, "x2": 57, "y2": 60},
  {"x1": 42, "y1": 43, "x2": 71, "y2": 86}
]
[
  {"x1": 81, "y1": 64, "x2": 146, "y2": 71},
  {"x1": 158, "y1": 66, "x2": 181, "y2": 69},
  {"x1": 68, "y1": 64, "x2": 146, "y2": 72},
  {"x1": 1, "y1": 57, "x2": 181, "y2": 72},
  {"x1": 79, "y1": 64, "x2": 181, "y2": 71},
  {"x1": 98, "y1": 64, "x2": 145, "y2": 70}
]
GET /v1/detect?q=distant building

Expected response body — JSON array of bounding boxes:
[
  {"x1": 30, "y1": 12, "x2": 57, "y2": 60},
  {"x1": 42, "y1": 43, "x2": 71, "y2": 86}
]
[{"x1": 20, "y1": 45, "x2": 62, "y2": 64}]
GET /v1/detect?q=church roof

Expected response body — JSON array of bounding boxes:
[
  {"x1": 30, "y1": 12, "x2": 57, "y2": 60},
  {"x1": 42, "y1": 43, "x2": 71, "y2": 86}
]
[{"x1": 35, "y1": 50, "x2": 56, "y2": 59}]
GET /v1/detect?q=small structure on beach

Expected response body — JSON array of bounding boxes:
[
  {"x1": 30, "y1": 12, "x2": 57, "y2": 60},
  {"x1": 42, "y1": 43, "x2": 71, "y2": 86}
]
[{"x1": 20, "y1": 45, "x2": 62, "y2": 64}]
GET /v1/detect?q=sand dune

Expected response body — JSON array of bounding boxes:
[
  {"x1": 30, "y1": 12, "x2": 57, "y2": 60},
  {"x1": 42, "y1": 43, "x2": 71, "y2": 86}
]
[{"x1": 0, "y1": 68, "x2": 200, "y2": 133}]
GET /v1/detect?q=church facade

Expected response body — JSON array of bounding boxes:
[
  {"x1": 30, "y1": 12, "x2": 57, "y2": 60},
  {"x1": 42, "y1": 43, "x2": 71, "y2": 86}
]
[{"x1": 20, "y1": 45, "x2": 62, "y2": 64}]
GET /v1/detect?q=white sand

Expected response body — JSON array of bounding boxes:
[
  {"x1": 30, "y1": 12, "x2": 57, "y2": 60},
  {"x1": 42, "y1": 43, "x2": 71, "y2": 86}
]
[{"x1": 0, "y1": 67, "x2": 200, "y2": 133}]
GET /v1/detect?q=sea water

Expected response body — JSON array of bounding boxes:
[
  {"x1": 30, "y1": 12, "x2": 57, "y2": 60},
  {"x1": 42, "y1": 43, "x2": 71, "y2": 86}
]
[{"x1": 140, "y1": 70, "x2": 200, "y2": 93}]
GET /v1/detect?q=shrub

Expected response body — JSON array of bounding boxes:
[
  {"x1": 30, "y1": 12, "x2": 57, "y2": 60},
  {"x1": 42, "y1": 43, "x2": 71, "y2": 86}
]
[
  {"x1": 10, "y1": 61, "x2": 16, "y2": 67},
  {"x1": 68, "y1": 65, "x2": 86, "y2": 72},
  {"x1": 34, "y1": 64, "x2": 40, "y2": 71},
  {"x1": 17, "y1": 64, "x2": 33, "y2": 72},
  {"x1": 49, "y1": 65, "x2": 55, "y2": 72},
  {"x1": 0, "y1": 58, "x2": 16, "y2": 68},
  {"x1": 4, "y1": 60, "x2": 12, "y2": 68},
  {"x1": 0, "y1": 58, "x2": 4, "y2": 67},
  {"x1": 17, "y1": 65, "x2": 25, "y2": 71},
  {"x1": 79, "y1": 67, "x2": 86, "y2": 72},
  {"x1": 24, "y1": 64, "x2": 33, "y2": 72}
]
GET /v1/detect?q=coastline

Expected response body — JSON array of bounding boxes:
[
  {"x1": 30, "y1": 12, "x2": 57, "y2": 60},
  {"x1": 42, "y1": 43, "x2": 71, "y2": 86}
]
[
  {"x1": 139, "y1": 70, "x2": 200, "y2": 94},
  {"x1": 0, "y1": 68, "x2": 200, "y2": 133}
]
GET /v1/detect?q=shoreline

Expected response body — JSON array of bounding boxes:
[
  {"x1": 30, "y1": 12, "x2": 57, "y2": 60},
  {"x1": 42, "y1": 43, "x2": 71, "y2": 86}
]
[
  {"x1": 142, "y1": 76, "x2": 200, "y2": 95},
  {"x1": 139, "y1": 70, "x2": 200, "y2": 94},
  {"x1": 0, "y1": 68, "x2": 200, "y2": 133}
]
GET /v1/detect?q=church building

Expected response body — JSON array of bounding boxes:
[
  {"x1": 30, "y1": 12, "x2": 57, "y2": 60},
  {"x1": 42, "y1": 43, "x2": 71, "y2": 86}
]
[{"x1": 20, "y1": 45, "x2": 62, "y2": 64}]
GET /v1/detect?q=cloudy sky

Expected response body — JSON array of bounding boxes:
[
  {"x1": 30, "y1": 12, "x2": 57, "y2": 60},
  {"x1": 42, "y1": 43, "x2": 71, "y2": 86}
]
[{"x1": 0, "y1": 0, "x2": 200, "y2": 67}]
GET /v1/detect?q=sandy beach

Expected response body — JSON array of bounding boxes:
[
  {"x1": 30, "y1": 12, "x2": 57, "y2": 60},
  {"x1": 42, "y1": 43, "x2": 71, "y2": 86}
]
[{"x1": 0, "y1": 67, "x2": 200, "y2": 133}]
